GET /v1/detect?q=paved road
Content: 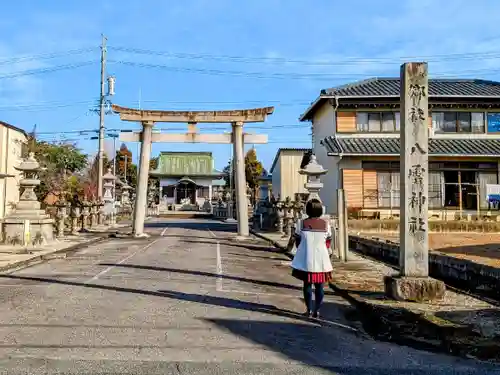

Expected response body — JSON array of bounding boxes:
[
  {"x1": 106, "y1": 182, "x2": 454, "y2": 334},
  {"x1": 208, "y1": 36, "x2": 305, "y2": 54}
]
[{"x1": 0, "y1": 218, "x2": 497, "y2": 374}]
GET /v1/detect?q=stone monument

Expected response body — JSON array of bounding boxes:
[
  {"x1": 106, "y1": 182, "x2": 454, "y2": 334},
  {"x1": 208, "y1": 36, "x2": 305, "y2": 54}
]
[
  {"x1": 2, "y1": 152, "x2": 55, "y2": 247},
  {"x1": 384, "y1": 62, "x2": 446, "y2": 302}
]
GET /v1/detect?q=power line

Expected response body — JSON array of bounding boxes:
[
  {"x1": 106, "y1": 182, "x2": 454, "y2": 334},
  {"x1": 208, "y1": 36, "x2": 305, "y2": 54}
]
[
  {"x1": 109, "y1": 59, "x2": 500, "y2": 81},
  {"x1": 0, "y1": 100, "x2": 97, "y2": 112},
  {"x1": 0, "y1": 61, "x2": 98, "y2": 80},
  {"x1": 0, "y1": 47, "x2": 97, "y2": 66},
  {"x1": 35, "y1": 134, "x2": 311, "y2": 145},
  {"x1": 32, "y1": 123, "x2": 310, "y2": 135},
  {"x1": 110, "y1": 60, "x2": 353, "y2": 80},
  {"x1": 109, "y1": 46, "x2": 500, "y2": 66}
]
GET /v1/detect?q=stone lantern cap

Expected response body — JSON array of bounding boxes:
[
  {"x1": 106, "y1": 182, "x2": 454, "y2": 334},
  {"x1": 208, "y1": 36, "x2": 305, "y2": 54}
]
[
  {"x1": 121, "y1": 183, "x2": 133, "y2": 191},
  {"x1": 298, "y1": 154, "x2": 327, "y2": 177},
  {"x1": 103, "y1": 168, "x2": 116, "y2": 181},
  {"x1": 15, "y1": 152, "x2": 41, "y2": 172}
]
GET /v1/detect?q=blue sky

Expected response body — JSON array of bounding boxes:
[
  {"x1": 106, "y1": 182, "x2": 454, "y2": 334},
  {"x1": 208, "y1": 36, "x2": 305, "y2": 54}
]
[{"x1": 0, "y1": 0, "x2": 499, "y2": 171}]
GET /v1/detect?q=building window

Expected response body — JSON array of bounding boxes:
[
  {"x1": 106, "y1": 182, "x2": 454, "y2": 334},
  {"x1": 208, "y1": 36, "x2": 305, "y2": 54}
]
[
  {"x1": 361, "y1": 162, "x2": 498, "y2": 210},
  {"x1": 432, "y1": 112, "x2": 485, "y2": 133},
  {"x1": 377, "y1": 171, "x2": 400, "y2": 208},
  {"x1": 356, "y1": 112, "x2": 399, "y2": 132}
]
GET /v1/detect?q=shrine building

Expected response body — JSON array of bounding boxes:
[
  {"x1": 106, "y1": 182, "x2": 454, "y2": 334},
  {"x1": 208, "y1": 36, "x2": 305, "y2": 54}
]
[{"x1": 150, "y1": 152, "x2": 225, "y2": 209}]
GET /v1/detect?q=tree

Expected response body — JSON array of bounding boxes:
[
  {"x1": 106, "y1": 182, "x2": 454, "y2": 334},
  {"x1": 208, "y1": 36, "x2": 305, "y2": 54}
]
[
  {"x1": 245, "y1": 148, "x2": 265, "y2": 204},
  {"x1": 222, "y1": 149, "x2": 265, "y2": 204},
  {"x1": 149, "y1": 156, "x2": 159, "y2": 171},
  {"x1": 115, "y1": 143, "x2": 137, "y2": 187},
  {"x1": 81, "y1": 154, "x2": 110, "y2": 200},
  {"x1": 222, "y1": 159, "x2": 234, "y2": 191},
  {"x1": 27, "y1": 133, "x2": 88, "y2": 202}
]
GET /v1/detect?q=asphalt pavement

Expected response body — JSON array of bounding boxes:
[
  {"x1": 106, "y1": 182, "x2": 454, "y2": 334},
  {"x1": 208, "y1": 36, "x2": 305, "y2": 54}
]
[{"x1": 0, "y1": 218, "x2": 498, "y2": 374}]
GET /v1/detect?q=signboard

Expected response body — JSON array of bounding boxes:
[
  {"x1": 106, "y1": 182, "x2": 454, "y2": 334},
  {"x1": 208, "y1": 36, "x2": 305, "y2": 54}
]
[{"x1": 487, "y1": 113, "x2": 500, "y2": 133}]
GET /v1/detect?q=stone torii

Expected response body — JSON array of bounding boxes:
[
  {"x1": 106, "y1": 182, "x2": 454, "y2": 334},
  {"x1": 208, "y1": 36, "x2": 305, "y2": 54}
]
[{"x1": 112, "y1": 104, "x2": 274, "y2": 238}]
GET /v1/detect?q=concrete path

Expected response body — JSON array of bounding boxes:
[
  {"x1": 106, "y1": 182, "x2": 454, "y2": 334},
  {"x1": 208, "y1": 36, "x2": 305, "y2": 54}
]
[{"x1": 0, "y1": 218, "x2": 497, "y2": 374}]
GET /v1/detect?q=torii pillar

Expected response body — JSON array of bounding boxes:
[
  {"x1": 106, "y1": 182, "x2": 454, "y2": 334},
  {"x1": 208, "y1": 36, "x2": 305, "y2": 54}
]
[
  {"x1": 133, "y1": 121, "x2": 154, "y2": 237},
  {"x1": 113, "y1": 105, "x2": 274, "y2": 238},
  {"x1": 232, "y1": 121, "x2": 247, "y2": 238}
]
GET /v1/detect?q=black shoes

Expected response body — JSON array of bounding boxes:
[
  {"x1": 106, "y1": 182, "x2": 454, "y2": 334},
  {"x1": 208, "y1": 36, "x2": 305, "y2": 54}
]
[{"x1": 302, "y1": 311, "x2": 320, "y2": 318}]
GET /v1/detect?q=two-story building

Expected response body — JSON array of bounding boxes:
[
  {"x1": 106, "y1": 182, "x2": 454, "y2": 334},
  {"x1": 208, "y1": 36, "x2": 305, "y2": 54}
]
[{"x1": 300, "y1": 78, "x2": 500, "y2": 219}]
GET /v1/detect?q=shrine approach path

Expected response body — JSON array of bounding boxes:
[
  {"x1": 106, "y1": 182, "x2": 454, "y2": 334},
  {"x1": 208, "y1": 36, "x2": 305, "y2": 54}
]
[{"x1": 0, "y1": 218, "x2": 496, "y2": 374}]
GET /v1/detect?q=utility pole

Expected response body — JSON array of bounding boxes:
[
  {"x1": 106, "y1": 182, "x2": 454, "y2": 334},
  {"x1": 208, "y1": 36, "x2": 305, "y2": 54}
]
[
  {"x1": 112, "y1": 134, "x2": 117, "y2": 199},
  {"x1": 97, "y1": 34, "x2": 107, "y2": 200}
]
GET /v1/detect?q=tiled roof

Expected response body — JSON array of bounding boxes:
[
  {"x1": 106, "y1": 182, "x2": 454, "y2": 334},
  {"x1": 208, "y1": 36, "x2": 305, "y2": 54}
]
[
  {"x1": 323, "y1": 136, "x2": 500, "y2": 157},
  {"x1": 270, "y1": 148, "x2": 311, "y2": 174},
  {"x1": 152, "y1": 151, "x2": 223, "y2": 176},
  {"x1": 300, "y1": 78, "x2": 500, "y2": 122},
  {"x1": 322, "y1": 78, "x2": 500, "y2": 97}
]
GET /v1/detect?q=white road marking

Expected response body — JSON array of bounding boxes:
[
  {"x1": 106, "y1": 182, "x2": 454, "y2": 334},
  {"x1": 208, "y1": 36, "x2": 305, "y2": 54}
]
[
  {"x1": 84, "y1": 227, "x2": 168, "y2": 284},
  {"x1": 207, "y1": 228, "x2": 216, "y2": 238},
  {"x1": 84, "y1": 240, "x2": 159, "y2": 284},
  {"x1": 215, "y1": 241, "x2": 223, "y2": 292},
  {"x1": 160, "y1": 227, "x2": 168, "y2": 236}
]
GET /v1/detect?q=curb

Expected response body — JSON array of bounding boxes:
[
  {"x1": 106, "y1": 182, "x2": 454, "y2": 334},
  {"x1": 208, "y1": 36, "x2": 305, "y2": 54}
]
[
  {"x1": 0, "y1": 226, "x2": 132, "y2": 273},
  {"x1": 249, "y1": 229, "x2": 293, "y2": 259},
  {"x1": 327, "y1": 281, "x2": 500, "y2": 362}
]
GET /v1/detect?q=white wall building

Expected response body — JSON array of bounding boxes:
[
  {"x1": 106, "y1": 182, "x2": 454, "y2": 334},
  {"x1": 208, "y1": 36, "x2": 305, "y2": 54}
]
[
  {"x1": 0, "y1": 121, "x2": 28, "y2": 219},
  {"x1": 269, "y1": 148, "x2": 311, "y2": 201}
]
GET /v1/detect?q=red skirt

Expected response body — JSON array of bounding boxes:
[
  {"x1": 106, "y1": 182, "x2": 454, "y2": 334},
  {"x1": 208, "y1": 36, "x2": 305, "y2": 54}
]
[{"x1": 292, "y1": 268, "x2": 332, "y2": 284}]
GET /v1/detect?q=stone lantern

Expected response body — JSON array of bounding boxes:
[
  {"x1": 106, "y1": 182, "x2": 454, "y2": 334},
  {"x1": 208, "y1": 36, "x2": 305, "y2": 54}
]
[
  {"x1": 298, "y1": 154, "x2": 327, "y2": 204},
  {"x1": 2, "y1": 152, "x2": 54, "y2": 248},
  {"x1": 102, "y1": 168, "x2": 116, "y2": 226},
  {"x1": 121, "y1": 182, "x2": 133, "y2": 206}
]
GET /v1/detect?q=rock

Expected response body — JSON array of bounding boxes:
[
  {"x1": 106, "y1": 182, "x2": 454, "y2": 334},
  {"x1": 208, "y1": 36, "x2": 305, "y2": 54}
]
[{"x1": 384, "y1": 276, "x2": 446, "y2": 302}]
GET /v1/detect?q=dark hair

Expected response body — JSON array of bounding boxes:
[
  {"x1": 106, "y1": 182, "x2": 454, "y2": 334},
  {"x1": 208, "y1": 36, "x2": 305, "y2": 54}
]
[{"x1": 305, "y1": 199, "x2": 323, "y2": 218}]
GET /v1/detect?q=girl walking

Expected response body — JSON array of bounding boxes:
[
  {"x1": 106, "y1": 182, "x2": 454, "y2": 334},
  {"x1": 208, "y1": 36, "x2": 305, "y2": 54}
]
[{"x1": 291, "y1": 199, "x2": 333, "y2": 318}]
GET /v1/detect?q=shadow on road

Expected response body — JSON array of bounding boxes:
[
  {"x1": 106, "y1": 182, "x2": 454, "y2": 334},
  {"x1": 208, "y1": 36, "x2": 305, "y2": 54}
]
[
  {"x1": 145, "y1": 221, "x2": 236, "y2": 233},
  {"x1": 0, "y1": 273, "x2": 493, "y2": 372},
  {"x1": 96, "y1": 263, "x2": 334, "y2": 295},
  {"x1": 183, "y1": 239, "x2": 285, "y2": 253},
  {"x1": 0, "y1": 274, "x2": 345, "y2": 331},
  {"x1": 203, "y1": 318, "x2": 489, "y2": 375}
]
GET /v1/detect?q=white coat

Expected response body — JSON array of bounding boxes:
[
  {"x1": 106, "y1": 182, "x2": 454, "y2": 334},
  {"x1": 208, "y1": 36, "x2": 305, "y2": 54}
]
[{"x1": 291, "y1": 218, "x2": 333, "y2": 273}]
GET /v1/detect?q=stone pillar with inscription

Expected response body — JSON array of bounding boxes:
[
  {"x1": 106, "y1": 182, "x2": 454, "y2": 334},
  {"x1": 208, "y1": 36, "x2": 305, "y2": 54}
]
[{"x1": 384, "y1": 62, "x2": 445, "y2": 302}]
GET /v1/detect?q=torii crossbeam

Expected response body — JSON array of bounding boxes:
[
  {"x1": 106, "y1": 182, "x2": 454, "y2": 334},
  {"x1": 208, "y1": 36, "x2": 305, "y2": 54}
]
[{"x1": 112, "y1": 104, "x2": 274, "y2": 238}]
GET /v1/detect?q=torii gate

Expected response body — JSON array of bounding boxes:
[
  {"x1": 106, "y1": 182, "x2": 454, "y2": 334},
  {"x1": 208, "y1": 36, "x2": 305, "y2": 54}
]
[{"x1": 112, "y1": 104, "x2": 274, "y2": 238}]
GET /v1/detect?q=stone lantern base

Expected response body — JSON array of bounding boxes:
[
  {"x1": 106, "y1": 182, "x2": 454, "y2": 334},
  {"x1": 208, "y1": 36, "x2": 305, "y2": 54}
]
[{"x1": 2, "y1": 215, "x2": 54, "y2": 249}]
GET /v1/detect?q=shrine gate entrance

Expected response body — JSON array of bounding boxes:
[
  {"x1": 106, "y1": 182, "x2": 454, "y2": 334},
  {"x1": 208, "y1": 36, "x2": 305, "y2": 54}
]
[{"x1": 113, "y1": 104, "x2": 274, "y2": 238}]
